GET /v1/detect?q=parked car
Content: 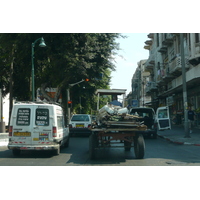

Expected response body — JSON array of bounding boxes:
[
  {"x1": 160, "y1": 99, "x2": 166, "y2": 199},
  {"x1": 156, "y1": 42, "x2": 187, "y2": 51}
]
[
  {"x1": 8, "y1": 102, "x2": 70, "y2": 156},
  {"x1": 129, "y1": 106, "x2": 171, "y2": 138},
  {"x1": 129, "y1": 107, "x2": 158, "y2": 138},
  {"x1": 69, "y1": 114, "x2": 92, "y2": 136}
]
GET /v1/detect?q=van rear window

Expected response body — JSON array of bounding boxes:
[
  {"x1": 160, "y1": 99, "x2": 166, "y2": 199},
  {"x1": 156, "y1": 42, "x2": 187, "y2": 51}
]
[
  {"x1": 17, "y1": 108, "x2": 31, "y2": 126},
  {"x1": 35, "y1": 108, "x2": 49, "y2": 126}
]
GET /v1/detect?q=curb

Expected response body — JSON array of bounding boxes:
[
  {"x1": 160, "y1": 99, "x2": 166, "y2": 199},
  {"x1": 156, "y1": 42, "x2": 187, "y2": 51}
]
[{"x1": 158, "y1": 135, "x2": 200, "y2": 146}]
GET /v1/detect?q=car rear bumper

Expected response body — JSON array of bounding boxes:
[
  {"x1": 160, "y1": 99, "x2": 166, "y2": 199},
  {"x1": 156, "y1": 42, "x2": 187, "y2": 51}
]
[
  {"x1": 7, "y1": 143, "x2": 60, "y2": 151},
  {"x1": 69, "y1": 128, "x2": 91, "y2": 135}
]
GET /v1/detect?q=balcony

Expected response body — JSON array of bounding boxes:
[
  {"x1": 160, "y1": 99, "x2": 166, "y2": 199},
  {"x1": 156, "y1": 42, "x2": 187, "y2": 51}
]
[
  {"x1": 144, "y1": 54, "x2": 155, "y2": 72},
  {"x1": 158, "y1": 44, "x2": 167, "y2": 53},
  {"x1": 162, "y1": 34, "x2": 174, "y2": 45},
  {"x1": 145, "y1": 81, "x2": 157, "y2": 94},
  {"x1": 157, "y1": 79, "x2": 165, "y2": 86},
  {"x1": 189, "y1": 43, "x2": 200, "y2": 66},
  {"x1": 145, "y1": 40, "x2": 153, "y2": 46},
  {"x1": 162, "y1": 65, "x2": 175, "y2": 82},
  {"x1": 148, "y1": 33, "x2": 154, "y2": 39},
  {"x1": 144, "y1": 45, "x2": 150, "y2": 50},
  {"x1": 169, "y1": 56, "x2": 190, "y2": 76}
]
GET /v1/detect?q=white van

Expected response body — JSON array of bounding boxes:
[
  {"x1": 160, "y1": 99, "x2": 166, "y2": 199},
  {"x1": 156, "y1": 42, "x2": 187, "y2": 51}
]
[{"x1": 8, "y1": 102, "x2": 70, "y2": 156}]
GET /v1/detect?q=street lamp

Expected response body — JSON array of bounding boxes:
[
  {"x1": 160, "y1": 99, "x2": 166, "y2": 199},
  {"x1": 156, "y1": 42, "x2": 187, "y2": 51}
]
[{"x1": 31, "y1": 37, "x2": 46, "y2": 101}]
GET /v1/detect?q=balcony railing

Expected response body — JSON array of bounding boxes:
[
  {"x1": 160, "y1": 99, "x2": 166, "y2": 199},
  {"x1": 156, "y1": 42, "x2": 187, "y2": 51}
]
[
  {"x1": 147, "y1": 33, "x2": 154, "y2": 39},
  {"x1": 145, "y1": 81, "x2": 157, "y2": 93},
  {"x1": 162, "y1": 33, "x2": 174, "y2": 45},
  {"x1": 144, "y1": 53, "x2": 155, "y2": 72},
  {"x1": 169, "y1": 56, "x2": 190, "y2": 75},
  {"x1": 158, "y1": 65, "x2": 175, "y2": 82},
  {"x1": 158, "y1": 44, "x2": 167, "y2": 53}
]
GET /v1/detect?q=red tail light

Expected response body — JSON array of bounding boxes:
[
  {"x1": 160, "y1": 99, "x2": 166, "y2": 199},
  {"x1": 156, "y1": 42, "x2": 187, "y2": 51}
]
[
  {"x1": 88, "y1": 124, "x2": 91, "y2": 128},
  {"x1": 154, "y1": 122, "x2": 158, "y2": 129},
  {"x1": 53, "y1": 127, "x2": 57, "y2": 137},
  {"x1": 69, "y1": 124, "x2": 72, "y2": 128},
  {"x1": 9, "y1": 126, "x2": 13, "y2": 136}
]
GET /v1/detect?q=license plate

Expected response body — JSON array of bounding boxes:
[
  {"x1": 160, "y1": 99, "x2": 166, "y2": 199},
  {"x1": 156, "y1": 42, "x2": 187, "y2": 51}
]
[
  {"x1": 76, "y1": 124, "x2": 84, "y2": 128},
  {"x1": 14, "y1": 132, "x2": 31, "y2": 137}
]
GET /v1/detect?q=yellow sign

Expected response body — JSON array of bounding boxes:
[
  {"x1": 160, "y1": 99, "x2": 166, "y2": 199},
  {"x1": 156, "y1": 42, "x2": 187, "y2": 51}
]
[{"x1": 14, "y1": 132, "x2": 31, "y2": 137}]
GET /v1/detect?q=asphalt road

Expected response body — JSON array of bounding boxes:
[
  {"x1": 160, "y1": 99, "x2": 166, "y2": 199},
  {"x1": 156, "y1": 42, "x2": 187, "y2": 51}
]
[{"x1": 1, "y1": 135, "x2": 200, "y2": 166}]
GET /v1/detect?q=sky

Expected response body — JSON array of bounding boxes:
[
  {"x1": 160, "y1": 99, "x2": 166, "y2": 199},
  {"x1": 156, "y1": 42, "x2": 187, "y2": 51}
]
[{"x1": 110, "y1": 33, "x2": 149, "y2": 95}]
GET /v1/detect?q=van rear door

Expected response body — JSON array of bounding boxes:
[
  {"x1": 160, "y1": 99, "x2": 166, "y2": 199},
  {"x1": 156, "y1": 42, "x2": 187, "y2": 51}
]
[
  {"x1": 31, "y1": 106, "x2": 52, "y2": 146},
  {"x1": 156, "y1": 106, "x2": 171, "y2": 130},
  {"x1": 12, "y1": 106, "x2": 33, "y2": 145}
]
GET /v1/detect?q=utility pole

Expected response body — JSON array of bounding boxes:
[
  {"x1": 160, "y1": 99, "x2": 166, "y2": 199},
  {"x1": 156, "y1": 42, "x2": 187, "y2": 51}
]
[
  {"x1": 66, "y1": 79, "x2": 88, "y2": 124},
  {"x1": 180, "y1": 33, "x2": 190, "y2": 138}
]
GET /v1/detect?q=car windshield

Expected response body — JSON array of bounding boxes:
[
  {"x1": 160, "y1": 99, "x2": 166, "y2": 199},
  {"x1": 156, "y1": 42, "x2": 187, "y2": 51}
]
[{"x1": 71, "y1": 115, "x2": 89, "y2": 121}]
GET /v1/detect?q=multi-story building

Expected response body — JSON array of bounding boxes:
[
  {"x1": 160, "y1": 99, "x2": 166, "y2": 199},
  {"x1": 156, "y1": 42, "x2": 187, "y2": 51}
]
[
  {"x1": 133, "y1": 33, "x2": 200, "y2": 127},
  {"x1": 131, "y1": 59, "x2": 151, "y2": 107}
]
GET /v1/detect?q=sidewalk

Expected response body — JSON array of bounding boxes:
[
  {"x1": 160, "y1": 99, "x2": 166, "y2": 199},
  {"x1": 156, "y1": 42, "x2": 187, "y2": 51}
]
[{"x1": 158, "y1": 125, "x2": 200, "y2": 146}]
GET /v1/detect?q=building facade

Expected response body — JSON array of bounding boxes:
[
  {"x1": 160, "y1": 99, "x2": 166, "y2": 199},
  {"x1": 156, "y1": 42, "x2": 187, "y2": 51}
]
[
  {"x1": 132, "y1": 33, "x2": 200, "y2": 127},
  {"x1": 131, "y1": 59, "x2": 151, "y2": 107}
]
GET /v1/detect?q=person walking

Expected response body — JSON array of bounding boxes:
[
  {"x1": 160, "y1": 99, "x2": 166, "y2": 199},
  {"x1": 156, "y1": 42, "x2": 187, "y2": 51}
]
[{"x1": 188, "y1": 106, "x2": 196, "y2": 133}]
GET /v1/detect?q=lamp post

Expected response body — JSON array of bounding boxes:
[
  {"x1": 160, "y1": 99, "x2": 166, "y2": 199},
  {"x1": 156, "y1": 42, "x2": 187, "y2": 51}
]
[{"x1": 31, "y1": 37, "x2": 46, "y2": 101}]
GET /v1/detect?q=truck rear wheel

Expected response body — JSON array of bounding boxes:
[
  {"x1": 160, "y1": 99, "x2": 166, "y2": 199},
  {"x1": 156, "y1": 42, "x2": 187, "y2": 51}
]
[{"x1": 134, "y1": 134, "x2": 145, "y2": 159}]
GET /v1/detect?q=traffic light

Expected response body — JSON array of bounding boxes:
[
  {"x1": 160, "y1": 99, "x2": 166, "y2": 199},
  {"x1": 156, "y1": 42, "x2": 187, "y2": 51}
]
[
  {"x1": 85, "y1": 78, "x2": 90, "y2": 82},
  {"x1": 68, "y1": 100, "x2": 72, "y2": 108}
]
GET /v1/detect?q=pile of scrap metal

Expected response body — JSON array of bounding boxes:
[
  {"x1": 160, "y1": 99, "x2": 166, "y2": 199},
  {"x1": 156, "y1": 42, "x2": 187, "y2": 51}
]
[{"x1": 95, "y1": 104, "x2": 146, "y2": 130}]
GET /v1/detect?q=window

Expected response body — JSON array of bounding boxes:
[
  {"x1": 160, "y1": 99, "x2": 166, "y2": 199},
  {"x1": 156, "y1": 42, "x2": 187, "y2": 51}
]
[
  {"x1": 158, "y1": 109, "x2": 168, "y2": 118},
  {"x1": 71, "y1": 115, "x2": 90, "y2": 121},
  {"x1": 35, "y1": 108, "x2": 49, "y2": 126},
  {"x1": 17, "y1": 108, "x2": 31, "y2": 126},
  {"x1": 57, "y1": 116, "x2": 64, "y2": 129}
]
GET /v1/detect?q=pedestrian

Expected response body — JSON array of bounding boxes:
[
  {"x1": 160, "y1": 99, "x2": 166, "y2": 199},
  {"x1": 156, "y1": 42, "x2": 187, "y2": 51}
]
[{"x1": 188, "y1": 106, "x2": 196, "y2": 133}]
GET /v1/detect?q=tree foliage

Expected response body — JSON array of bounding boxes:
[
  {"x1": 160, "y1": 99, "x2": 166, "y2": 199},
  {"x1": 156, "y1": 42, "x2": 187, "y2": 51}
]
[{"x1": 0, "y1": 33, "x2": 122, "y2": 114}]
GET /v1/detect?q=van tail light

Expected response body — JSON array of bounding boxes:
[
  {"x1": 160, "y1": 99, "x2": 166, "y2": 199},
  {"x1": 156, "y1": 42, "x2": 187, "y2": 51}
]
[
  {"x1": 9, "y1": 126, "x2": 13, "y2": 136},
  {"x1": 53, "y1": 127, "x2": 57, "y2": 137},
  {"x1": 69, "y1": 124, "x2": 72, "y2": 128},
  {"x1": 88, "y1": 124, "x2": 91, "y2": 128}
]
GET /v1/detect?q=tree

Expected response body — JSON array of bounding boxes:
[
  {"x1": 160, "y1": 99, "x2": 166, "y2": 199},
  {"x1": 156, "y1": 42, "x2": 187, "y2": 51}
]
[{"x1": 0, "y1": 33, "x2": 123, "y2": 121}]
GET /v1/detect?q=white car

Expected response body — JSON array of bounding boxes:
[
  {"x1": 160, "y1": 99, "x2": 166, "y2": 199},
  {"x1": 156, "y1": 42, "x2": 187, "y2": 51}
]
[{"x1": 69, "y1": 114, "x2": 92, "y2": 136}]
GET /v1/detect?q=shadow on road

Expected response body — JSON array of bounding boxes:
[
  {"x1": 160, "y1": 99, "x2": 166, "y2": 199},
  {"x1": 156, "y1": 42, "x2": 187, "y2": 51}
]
[{"x1": 1, "y1": 136, "x2": 200, "y2": 166}]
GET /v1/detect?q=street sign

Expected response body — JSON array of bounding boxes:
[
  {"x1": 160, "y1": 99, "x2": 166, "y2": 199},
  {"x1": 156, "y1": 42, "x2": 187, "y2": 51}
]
[{"x1": 132, "y1": 99, "x2": 138, "y2": 107}]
